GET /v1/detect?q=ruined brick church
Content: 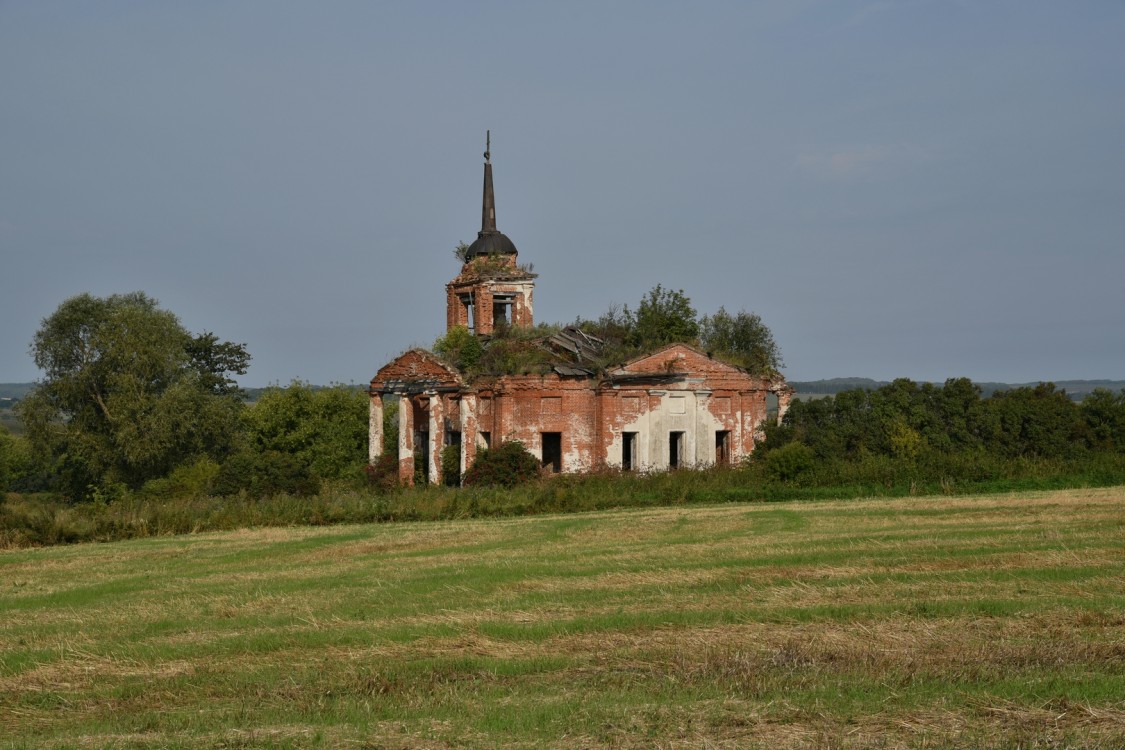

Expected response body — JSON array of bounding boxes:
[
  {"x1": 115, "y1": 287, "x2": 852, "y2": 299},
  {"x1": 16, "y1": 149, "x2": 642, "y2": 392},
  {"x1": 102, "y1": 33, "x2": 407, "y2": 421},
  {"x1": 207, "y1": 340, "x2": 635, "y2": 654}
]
[{"x1": 369, "y1": 138, "x2": 792, "y2": 484}]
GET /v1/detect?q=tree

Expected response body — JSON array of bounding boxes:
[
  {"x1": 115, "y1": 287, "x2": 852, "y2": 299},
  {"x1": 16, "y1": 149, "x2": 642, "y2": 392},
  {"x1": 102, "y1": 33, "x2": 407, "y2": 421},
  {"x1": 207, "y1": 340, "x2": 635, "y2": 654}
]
[
  {"x1": 0, "y1": 425, "x2": 31, "y2": 492},
  {"x1": 1081, "y1": 388, "x2": 1125, "y2": 452},
  {"x1": 625, "y1": 285, "x2": 699, "y2": 351},
  {"x1": 239, "y1": 382, "x2": 369, "y2": 483},
  {"x1": 186, "y1": 332, "x2": 250, "y2": 396},
  {"x1": 18, "y1": 292, "x2": 248, "y2": 499},
  {"x1": 699, "y1": 307, "x2": 783, "y2": 375}
]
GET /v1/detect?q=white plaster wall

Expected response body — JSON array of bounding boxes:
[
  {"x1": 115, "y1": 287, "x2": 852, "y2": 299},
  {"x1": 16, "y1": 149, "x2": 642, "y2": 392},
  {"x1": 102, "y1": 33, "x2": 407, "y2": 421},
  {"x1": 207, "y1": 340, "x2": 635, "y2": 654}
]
[
  {"x1": 605, "y1": 389, "x2": 728, "y2": 471},
  {"x1": 564, "y1": 409, "x2": 594, "y2": 472}
]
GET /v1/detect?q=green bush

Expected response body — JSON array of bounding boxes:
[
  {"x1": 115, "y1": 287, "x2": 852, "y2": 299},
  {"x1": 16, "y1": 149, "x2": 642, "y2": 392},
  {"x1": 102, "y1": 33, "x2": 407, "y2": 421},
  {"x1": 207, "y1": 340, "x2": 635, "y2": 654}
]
[
  {"x1": 139, "y1": 458, "x2": 221, "y2": 500},
  {"x1": 441, "y1": 444, "x2": 462, "y2": 487},
  {"x1": 761, "y1": 441, "x2": 815, "y2": 482},
  {"x1": 364, "y1": 453, "x2": 400, "y2": 494},
  {"x1": 462, "y1": 442, "x2": 541, "y2": 488},
  {"x1": 214, "y1": 450, "x2": 318, "y2": 498}
]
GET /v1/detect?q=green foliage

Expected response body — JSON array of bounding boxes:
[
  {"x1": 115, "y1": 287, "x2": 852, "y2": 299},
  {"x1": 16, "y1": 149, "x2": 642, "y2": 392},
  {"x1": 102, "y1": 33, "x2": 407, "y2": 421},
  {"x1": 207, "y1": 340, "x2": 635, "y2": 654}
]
[
  {"x1": 433, "y1": 326, "x2": 484, "y2": 372},
  {"x1": 441, "y1": 444, "x2": 462, "y2": 487},
  {"x1": 185, "y1": 332, "x2": 250, "y2": 396},
  {"x1": 0, "y1": 426, "x2": 31, "y2": 492},
  {"x1": 462, "y1": 441, "x2": 541, "y2": 488},
  {"x1": 462, "y1": 324, "x2": 559, "y2": 377},
  {"x1": 382, "y1": 396, "x2": 399, "y2": 455},
  {"x1": 577, "y1": 287, "x2": 782, "y2": 374},
  {"x1": 18, "y1": 292, "x2": 247, "y2": 499},
  {"x1": 762, "y1": 441, "x2": 815, "y2": 482},
  {"x1": 138, "y1": 458, "x2": 221, "y2": 500},
  {"x1": 625, "y1": 284, "x2": 699, "y2": 351},
  {"x1": 214, "y1": 450, "x2": 319, "y2": 498},
  {"x1": 763, "y1": 378, "x2": 1118, "y2": 467},
  {"x1": 453, "y1": 240, "x2": 471, "y2": 263},
  {"x1": 241, "y1": 382, "x2": 369, "y2": 483},
  {"x1": 1082, "y1": 388, "x2": 1125, "y2": 451},
  {"x1": 699, "y1": 306, "x2": 782, "y2": 375},
  {"x1": 364, "y1": 452, "x2": 400, "y2": 494}
]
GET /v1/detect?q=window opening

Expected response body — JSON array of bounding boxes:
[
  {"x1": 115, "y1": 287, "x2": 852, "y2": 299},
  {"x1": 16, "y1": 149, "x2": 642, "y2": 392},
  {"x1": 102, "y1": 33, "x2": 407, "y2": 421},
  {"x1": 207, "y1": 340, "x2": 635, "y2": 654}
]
[
  {"x1": 459, "y1": 294, "x2": 476, "y2": 332},
  {"x1": 766, "y1": 392, "x2": 779, "y2": 424},
  {"x1": 492, "y1": 294, "x2": 514, "y2": 328}
]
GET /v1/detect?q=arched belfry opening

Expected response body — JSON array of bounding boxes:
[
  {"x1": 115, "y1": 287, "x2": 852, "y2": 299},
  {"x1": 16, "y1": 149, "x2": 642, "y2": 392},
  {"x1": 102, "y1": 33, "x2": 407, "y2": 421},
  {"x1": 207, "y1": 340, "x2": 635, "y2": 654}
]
[{"x1": 446, "y1": 132, "x2": 536, "y2": 337}]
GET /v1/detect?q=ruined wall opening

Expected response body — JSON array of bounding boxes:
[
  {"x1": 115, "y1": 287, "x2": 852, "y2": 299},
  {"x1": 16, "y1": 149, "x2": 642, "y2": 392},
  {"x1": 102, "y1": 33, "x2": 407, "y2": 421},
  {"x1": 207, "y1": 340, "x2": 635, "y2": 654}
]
[
  {"x1": 492, "y1": 294, "x2": 513, "y2": 328},
  {"x1": 459, "y1": 294, "x2": 476, "y2": 332},
  {"x1": 478, "y1": 431, "x2": 491, "y2": 449},
  {"x1": 715, "y1": 430, "x2": 731, "y2": 465},
  {"x1": 622, "y1": 431, "x2": 638, "y2": 471},
  {"x1": 767, "y1": 392, "x2": 779, "y2": 423},
  {"x1": 669, "y1": 431, "x2": 685, "y2": 469},
  {"x1": 541, "y1": 432, "x2": 562, "y2": 473}
]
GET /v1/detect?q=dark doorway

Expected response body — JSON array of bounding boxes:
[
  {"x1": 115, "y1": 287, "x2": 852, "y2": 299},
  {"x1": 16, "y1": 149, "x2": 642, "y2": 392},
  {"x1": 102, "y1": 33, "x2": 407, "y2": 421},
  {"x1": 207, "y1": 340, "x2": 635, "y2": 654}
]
[
  {"x1": 715, "y1": 430, "x2": 731, "y2": 465},
  {"x1": 415, "y1": 430, "x2": 430, "y2": 484},
  {"x1": 622, "y1": 432, "x2": 638, "y2": 471},
  {"x1": 541, "y1": 432, "x2": 562, "y2": 473},
  {"x1": 669, "y1": 431, "x2": 685, "y2": 469}
]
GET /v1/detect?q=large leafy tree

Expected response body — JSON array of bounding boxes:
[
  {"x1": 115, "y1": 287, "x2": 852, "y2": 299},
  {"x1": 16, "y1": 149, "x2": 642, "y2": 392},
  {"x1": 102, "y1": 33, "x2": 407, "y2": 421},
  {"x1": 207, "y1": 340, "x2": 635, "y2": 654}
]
[
  {"x1": 19, "y1": 292, "x2": 249, "y2": 498},
  {"x1": 235, "y1": 382, "x2": 369, "y2": 485},
  {"x1": 625, "y1": 284, "x2": 699, "y2": 351},
  {"x1": 699, "y1": 306, "x2": 783, "y2": 375}
]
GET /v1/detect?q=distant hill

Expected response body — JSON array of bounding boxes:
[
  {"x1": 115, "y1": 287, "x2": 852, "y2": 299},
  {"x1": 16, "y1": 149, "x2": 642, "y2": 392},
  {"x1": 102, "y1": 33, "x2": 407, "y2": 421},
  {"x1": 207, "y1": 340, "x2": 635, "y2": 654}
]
[
  {"x1": 0, "y1": 383, "x2": 35, "y2": 401},
  {"x1": 791, "y1": 379, "x2": 1125, "y2": 402},
  {"x1": 5, "y1": 379, "x2": 1122, "y2": 408}
]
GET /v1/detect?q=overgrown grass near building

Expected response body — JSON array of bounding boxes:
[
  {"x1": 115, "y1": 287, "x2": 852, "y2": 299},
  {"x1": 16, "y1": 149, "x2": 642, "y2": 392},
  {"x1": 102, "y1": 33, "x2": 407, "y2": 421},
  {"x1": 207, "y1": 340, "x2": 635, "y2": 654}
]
[
  {"x1": 4, "y1": 451, "x2": 1125, "y2": 548},
  {"x1": 2, "y1": 488, "x2": 1123, "y2": 748}
]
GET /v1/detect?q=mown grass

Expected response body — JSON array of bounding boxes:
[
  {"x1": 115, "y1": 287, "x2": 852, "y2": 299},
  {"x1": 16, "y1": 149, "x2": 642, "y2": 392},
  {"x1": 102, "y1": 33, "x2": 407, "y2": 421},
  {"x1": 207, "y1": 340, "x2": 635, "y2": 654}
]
[{"x1": 2, "y1": 488, "x2": 1124, "y2": 748}]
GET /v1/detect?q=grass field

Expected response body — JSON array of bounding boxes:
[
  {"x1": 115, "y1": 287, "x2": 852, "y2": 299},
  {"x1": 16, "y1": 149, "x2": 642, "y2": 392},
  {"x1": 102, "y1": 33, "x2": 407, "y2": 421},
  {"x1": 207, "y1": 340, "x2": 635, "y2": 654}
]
[{"x1": 2, "y1": 488, "x2": 1123, "y2": 748}]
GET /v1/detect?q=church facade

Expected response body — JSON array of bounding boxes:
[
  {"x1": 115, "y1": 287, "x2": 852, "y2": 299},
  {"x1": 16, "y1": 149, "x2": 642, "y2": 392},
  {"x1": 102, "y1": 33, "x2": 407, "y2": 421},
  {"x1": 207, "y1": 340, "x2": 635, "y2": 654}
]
[{"x1": 369, "y1": 140, "x2": 792, "y2": 485}]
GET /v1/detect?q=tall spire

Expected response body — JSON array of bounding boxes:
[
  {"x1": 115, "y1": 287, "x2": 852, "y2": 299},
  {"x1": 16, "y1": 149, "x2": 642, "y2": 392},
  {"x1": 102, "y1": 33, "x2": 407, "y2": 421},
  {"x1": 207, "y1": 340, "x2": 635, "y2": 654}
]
[
  {"x1": 481, "y1": 130, "x2": 496, "y2": 234},
  {"x1": 463, "y1": 130, "x2": 517, "y2": 259}
]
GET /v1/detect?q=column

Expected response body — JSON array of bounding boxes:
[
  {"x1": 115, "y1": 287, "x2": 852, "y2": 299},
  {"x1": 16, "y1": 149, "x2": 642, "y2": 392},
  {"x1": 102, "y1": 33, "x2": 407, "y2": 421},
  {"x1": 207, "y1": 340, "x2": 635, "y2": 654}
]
[
  {"x1": 398, "y1": 395, "x2": 414, "y2": 485},
  {"x1": 428, "y1": 391, "x2": 444, "y2": 485},
  {"x1": 368, "y1": 392, "x2": 383, "y2": 463}
]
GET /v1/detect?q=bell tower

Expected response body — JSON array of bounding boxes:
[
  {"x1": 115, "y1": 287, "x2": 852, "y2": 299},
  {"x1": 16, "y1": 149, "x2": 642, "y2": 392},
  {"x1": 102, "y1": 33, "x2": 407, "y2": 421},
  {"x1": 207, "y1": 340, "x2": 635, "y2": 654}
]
[{"x1": 446, "y1": 132, "x2": 537, "y2": 336}]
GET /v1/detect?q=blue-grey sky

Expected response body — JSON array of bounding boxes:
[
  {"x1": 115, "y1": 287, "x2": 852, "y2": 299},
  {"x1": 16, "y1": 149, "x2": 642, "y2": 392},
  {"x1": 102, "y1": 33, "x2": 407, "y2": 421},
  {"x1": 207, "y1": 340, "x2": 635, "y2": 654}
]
[{"x1": 3, "y1": 1, "x2": 1123, "y2": 386}]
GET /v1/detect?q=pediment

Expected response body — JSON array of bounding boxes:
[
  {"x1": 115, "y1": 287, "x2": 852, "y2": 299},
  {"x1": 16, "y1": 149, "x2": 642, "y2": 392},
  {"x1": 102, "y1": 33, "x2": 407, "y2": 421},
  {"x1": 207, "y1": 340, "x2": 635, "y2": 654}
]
[
  {"x1": 611, "y1": 343, "x2": 748, "y2": 378},
  {"x1": 371, "y1": 349, "x2": 463, "y2": 393}
]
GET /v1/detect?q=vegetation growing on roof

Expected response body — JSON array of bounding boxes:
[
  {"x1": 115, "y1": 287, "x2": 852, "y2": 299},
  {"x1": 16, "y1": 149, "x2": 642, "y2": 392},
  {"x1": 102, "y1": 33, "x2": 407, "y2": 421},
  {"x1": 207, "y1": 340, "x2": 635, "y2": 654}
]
[
  {"x1": 575, "y1": 286, "x2": 784, "y2": 376},
  {"x1": 453, "y1": 245, "x2": 536, "y2": 278},
  {"x1": 434, "y1": 323, "x2": 562, "y2": 379}
]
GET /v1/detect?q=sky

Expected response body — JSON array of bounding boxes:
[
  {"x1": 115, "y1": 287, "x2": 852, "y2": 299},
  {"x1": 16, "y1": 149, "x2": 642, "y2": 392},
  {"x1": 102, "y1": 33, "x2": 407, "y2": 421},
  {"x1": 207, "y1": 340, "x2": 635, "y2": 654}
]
[{"x1": 2, "y1": 1, "x2": 1123, "y2": 387}]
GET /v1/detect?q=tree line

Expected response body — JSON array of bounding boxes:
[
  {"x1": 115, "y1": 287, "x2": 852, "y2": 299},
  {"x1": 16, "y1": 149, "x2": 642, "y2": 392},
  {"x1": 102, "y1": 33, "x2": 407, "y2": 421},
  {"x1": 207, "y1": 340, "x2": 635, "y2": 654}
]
[
  {"x1": 756, "y1": 377, "x2": 1125, "y2": 483},
  {"x1": 1, "y1": 293, "x2": 368, "y2": 502}
]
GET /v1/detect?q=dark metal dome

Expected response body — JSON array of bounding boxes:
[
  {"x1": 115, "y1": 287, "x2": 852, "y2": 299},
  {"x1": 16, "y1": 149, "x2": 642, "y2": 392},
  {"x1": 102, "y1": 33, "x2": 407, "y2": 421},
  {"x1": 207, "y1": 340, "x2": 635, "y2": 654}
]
[{"x1": 466, "y1": 230, "x2": 517, "y2": 258}]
